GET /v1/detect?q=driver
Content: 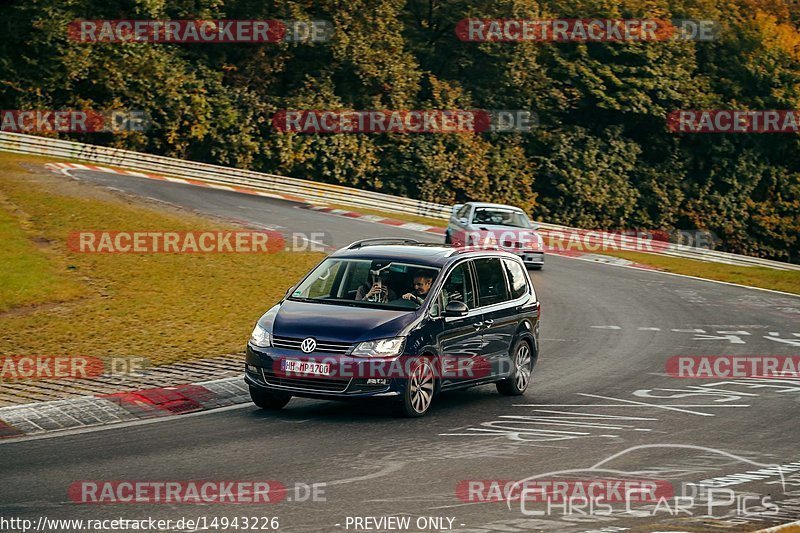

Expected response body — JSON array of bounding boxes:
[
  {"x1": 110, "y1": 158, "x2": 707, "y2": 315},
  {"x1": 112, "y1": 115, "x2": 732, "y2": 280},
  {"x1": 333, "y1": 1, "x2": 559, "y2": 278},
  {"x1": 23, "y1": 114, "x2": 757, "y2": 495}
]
[{"x1": 402, "y1": 271, "x2": 433, "y2": 305}]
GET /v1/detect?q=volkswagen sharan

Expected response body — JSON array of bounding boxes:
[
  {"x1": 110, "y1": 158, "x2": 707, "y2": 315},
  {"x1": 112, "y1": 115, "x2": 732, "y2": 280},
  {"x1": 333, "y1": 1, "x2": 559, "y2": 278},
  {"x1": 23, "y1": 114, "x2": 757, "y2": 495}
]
[{"x1": 244, "y1": 239, "x2": 540, "y2": 417}]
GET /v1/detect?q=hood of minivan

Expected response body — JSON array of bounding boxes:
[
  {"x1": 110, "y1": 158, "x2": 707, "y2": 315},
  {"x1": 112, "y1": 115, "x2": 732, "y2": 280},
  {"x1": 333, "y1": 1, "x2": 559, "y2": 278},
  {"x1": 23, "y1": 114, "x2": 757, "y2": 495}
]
[{"x1": 272, "y1": 299, "x2": 419, "y2": 344}]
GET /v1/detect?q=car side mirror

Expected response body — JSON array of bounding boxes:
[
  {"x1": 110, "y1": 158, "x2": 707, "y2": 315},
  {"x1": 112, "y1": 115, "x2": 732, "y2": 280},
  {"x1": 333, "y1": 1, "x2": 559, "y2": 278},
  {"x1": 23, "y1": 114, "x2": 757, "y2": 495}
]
[
  {"x1": 443, "y1": 301, "x2": 469, "y2": 317},
  {"x1": 459, "y1": 217, "x2": 468, "y2": 225}
]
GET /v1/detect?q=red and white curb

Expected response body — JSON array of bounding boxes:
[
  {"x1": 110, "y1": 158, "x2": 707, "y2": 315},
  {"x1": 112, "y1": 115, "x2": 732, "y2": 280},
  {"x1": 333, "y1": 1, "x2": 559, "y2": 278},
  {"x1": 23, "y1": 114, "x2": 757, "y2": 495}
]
[
  {"x1": 45, "y1": 162, "x2": 448, "y2": 235},
  {"x1": 44, "y1": 162, "x2": 310, "y2": 204},
  {"x1": 0, "y1": 376, "x2": 248, "y2": 440},
  {"x1": 45, "y1": 161, "x2": 450, "y2": 236},
  {"x1": 306, "y1": 205, "x2": 447, "y2": 235}
]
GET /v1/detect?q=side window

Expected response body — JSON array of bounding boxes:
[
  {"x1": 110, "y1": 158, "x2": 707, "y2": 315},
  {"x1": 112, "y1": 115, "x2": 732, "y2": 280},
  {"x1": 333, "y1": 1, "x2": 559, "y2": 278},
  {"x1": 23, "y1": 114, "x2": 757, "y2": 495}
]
[
  {"x1": 456, "y1": 205, "x2": 471, "y2": 221},
  {"x1": 474, "y1": 258, "x2": 510, "y2": 307},
  {"x1": 441, "y1": 262, "x2": 475, "y2": 309},
  {"x1": 503, "y1": 259, "x2": 528, "y2": 300}
]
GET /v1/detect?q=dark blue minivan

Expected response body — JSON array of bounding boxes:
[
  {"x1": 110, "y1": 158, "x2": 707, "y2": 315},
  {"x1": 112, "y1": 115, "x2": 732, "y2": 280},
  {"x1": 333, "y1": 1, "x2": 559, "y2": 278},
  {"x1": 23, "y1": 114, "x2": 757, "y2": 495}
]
[{"x1": 244, "y1": 239, "x2": 540, "y2": 417}]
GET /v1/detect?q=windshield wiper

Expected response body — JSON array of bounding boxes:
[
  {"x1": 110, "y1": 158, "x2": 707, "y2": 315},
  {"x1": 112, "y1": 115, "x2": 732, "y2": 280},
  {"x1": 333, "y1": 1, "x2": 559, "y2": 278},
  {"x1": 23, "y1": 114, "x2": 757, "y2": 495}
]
[
  {"x1": 287, "y1": 297, "x2": 326, "y2": 304},
  {"x1": 288, "y1": 297, "x2": 364, "y2": 307},
  {"x1": 289, "y1": 296, "x2": 416, "y2": 311}
]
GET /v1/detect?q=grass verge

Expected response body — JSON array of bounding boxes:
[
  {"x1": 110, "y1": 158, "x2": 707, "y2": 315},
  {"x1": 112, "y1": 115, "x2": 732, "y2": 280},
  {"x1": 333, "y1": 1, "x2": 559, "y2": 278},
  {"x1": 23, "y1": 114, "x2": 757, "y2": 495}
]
[
  {"x1": 0, "y1": 196, "x2": 85, "y2": 313},
  {"x1": 0, "y1": 152, "x2": 324, "y2": 364},
  {"x1": 594, "y1": 250, "x2": 800, "y2": 295}
]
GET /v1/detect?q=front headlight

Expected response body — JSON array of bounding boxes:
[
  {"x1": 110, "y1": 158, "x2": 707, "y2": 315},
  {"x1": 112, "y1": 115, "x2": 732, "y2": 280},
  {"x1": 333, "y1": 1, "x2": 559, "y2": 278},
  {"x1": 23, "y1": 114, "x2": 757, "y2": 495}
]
[
  {"x1": 249, "y1": 323, "x2": 271, "y2": 348},
  {"x1": 351, "y1": 337, "x2": 405, "y2": 358}
]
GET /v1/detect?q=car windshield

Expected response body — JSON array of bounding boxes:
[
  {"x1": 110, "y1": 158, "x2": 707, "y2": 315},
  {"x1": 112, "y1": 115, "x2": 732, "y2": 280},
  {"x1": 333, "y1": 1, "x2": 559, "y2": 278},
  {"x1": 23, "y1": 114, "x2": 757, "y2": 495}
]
[
  {"x1": 289, "y1": 258, "x2": 440, "y2": 310},
  {"x1": 472, "y1": 208, "x2": 531, "y2": 228}
]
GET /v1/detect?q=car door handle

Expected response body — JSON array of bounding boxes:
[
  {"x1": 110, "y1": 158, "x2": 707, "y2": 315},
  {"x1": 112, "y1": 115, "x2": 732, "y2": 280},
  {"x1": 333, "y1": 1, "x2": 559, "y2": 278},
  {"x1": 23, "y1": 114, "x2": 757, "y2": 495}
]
[
  {"x1": 484, "y1": 319, "x2": 495, "y2": 325},
  {"x1": 472, "y1": 321, "x2": 483, "y2": 329}
]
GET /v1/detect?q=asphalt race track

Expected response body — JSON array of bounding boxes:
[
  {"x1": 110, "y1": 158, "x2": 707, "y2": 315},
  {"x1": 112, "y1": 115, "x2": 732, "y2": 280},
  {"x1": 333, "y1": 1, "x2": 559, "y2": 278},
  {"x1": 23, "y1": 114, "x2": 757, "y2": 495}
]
[{"x1": 1, "y1": 169, "x2": 799, "y2": 532}]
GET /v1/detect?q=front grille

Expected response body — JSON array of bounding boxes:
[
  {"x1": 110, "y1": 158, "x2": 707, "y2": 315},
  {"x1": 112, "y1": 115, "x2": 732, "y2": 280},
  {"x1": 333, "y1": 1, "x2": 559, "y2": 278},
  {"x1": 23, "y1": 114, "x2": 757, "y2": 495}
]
[
  {"x1": 272, "y1": 335, "x2": 352, "y2": 354},
  {"x1": 262, "y1": 368, "x2": 351, "y2": 393}
]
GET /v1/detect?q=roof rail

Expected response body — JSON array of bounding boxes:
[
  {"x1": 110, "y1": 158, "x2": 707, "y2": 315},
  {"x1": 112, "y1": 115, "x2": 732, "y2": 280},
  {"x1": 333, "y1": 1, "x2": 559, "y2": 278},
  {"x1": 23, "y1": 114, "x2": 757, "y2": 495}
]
[
  {"x1": 346, "y1": 238, "x2": 421, "y2": 250},
  {"x1": 449, "y1": 244, "x2": 502, "y2": 254}
]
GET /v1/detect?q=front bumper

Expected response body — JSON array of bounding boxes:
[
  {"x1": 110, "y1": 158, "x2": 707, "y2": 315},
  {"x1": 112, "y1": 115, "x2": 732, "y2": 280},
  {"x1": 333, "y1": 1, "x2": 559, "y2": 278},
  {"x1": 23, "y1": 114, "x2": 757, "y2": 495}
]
[
  {"x1": 516, "y1": 250, "x2": 545, "y2": 266},
  {"x1": 245, "y1": 344, "x2": 404, "y2": 399}
]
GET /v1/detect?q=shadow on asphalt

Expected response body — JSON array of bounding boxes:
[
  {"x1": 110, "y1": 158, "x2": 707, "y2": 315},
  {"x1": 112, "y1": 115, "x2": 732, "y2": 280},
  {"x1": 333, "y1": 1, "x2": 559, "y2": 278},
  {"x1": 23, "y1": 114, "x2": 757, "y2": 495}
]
[{"x1": 244, "y1": 384, "x2": 524, "y2": 422}]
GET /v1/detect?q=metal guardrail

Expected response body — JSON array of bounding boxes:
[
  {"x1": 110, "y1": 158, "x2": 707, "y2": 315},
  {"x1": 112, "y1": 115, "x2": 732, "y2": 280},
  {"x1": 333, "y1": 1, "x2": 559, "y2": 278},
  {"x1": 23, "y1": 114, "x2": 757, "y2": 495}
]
[
  {"x1": 0, "y1": 132, "x2": 449, "y2": 219},
  {"x1": 1, "y1": 131, "x2": 798, "y2": 271}
]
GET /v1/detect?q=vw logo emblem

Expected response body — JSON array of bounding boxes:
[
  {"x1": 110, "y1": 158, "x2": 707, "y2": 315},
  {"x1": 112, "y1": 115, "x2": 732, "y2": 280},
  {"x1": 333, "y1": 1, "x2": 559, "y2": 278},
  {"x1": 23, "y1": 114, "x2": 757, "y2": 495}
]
[{"x1": 300, "y1": 337, "x2": 317, "y2": 353}]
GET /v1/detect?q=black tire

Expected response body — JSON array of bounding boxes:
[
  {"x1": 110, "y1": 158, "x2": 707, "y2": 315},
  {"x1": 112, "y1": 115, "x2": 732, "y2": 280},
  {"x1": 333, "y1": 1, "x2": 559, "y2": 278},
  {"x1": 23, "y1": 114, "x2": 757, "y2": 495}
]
[
  {"x1": 496, "y1": 339, "x2": 534, "y2": 396},
  {"x1": 528, "y1": 265, "x2": 542, "y2": 270},
  {"x1": 397, "y1": 358, "x2": 436, "y2": 417},
  {"x1": 444, "y1": 231, "x2": 452, "y2": 244},
  {"x1": 249, "y1": 386, "x2": 291, "y2": 410}
]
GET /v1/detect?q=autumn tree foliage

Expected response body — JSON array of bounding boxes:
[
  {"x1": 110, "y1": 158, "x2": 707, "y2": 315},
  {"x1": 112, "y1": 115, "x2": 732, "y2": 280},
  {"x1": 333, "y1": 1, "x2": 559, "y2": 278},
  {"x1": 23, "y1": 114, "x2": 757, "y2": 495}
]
[{"x1": 0, "y1": 0, "x2": 798, "y2": 261}]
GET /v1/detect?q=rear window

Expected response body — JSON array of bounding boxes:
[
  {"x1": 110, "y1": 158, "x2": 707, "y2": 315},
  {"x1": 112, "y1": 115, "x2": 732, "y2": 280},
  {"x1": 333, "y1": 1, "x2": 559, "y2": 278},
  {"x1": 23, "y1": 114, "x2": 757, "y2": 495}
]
[{"x1": 503, "y1": 259, "x2": 529, "y2": 300}]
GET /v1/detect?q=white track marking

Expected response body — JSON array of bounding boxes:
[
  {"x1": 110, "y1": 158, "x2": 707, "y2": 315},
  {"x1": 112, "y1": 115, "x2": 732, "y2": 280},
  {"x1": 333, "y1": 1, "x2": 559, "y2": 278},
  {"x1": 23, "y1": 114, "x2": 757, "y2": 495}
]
[
  {"x1": 576, "y1": 393, "x2": 749, "y2": 416},
  {"x1": 0, "y1": 403, "x2": 253, "y2": 445}
]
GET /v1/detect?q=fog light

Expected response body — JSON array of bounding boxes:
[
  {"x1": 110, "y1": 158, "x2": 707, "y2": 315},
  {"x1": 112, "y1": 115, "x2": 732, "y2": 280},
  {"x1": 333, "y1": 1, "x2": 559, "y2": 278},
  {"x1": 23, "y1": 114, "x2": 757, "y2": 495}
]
[
  {"x1": 366, "y1": 378, "x2": 390, "y2": 385},
  {"x1": 246, "y1": 364, "x2": 259, "y2": 373}
]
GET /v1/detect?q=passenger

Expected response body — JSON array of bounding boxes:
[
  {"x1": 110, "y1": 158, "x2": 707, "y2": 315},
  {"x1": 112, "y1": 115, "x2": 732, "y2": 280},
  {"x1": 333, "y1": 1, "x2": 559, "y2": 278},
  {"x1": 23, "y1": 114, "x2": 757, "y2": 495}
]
[{"x1": 355, "y1": 271, "x2": 396, "y2": 303}]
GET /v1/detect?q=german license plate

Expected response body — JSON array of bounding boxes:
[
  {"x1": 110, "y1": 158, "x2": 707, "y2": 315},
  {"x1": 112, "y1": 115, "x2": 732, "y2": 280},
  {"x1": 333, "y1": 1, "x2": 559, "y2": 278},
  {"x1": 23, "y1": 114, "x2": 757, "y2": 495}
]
[{"x1": 281, "y1": 359, "x2": 331, "y2": 376}]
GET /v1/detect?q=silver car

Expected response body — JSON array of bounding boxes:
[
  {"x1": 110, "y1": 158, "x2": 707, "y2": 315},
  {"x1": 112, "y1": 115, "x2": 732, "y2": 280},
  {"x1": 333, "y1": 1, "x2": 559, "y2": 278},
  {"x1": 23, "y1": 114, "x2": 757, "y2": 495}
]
[{"x1": 445, "y1": 202, "x2": 545, "y2": 269}]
